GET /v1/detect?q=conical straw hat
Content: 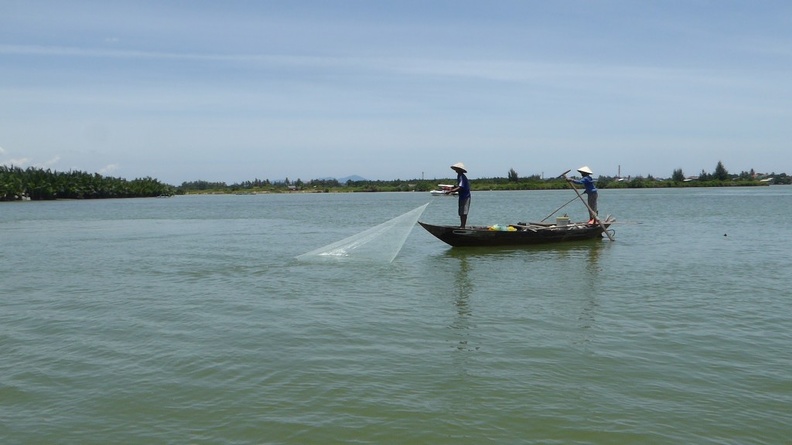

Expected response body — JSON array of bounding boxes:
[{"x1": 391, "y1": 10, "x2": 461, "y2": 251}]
[{"x1": 450, "y1": 162, "x2": 467, "y2": 173}]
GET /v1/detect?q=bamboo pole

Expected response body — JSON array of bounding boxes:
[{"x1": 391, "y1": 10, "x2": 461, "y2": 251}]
[{"x1": 540, "y1": 196, "x2": 579, "y2": 222}]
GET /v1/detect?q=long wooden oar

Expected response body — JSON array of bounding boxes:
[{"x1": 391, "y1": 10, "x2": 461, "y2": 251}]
[{"x1": 560, "y1": 170, "x2": 615, "y2": 241}]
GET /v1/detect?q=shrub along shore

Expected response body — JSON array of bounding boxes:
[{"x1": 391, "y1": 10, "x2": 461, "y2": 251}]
[
  {"x1": 2, "y1": 163, "x2": 786, "y2": 201},
  {"x1": 1, "y1": 166, "x2": 175, "y2": 201},
  {"x1": 178, "y1": 175, "x2": 777, "y2": 195}
]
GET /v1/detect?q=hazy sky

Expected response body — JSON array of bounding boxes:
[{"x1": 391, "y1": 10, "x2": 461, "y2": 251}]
[{"x1": 2, "y1": 1, "x2": 790, "y2": 184}]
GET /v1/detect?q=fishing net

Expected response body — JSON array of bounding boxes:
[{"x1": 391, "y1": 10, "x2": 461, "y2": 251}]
[{"x1": 296, "y1": 203, "x2": 429, "y2": 263}]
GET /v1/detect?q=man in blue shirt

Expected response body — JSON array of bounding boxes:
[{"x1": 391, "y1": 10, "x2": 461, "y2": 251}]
[
  {"x1": 448, "y1": 162, "x2": 471, "y2": 228},
  {"x1": 570, "y1": 165, "x2": 598, "y2": 224}
]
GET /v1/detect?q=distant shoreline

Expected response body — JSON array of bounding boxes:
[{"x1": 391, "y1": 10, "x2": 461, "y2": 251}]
[
  {"x1": 178, "y1": 180, "x2": 774, "y2": 196},
  {"x1": 3, "y1": 164, "x2": 785, "y2": 201}
]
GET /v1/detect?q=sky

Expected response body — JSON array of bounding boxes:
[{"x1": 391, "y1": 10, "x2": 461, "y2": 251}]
[{"x1": 1, "y1": 1, "x2": 791, "y2": 184}]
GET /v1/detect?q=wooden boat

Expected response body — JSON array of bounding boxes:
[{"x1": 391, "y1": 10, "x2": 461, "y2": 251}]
[{"x1": 418, "y1": 216, "x2": 615, "y2": 247}]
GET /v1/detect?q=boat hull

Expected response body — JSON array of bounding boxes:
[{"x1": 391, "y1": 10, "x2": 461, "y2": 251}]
[{"x1": 418, "y1": 221, "x2": 611, "y2": 247}]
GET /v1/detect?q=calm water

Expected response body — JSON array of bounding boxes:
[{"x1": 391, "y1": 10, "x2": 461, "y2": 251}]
[{"x1": 2, "y1": 188, "x2": 791, "y2": 444}]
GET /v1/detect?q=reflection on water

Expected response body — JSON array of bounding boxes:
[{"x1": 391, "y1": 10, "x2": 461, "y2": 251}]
[
  {"x1": 443, "y1": 240, "x2": 610, "y2": 349},
  {"x1": 440, "y1": 240, "x2": 611, "y2": 353},
  {"x1": 450, "y1": 255, "x2": 476, "y2": 352},
  {"x1": 576, "y1": 241, "x2": 606, "y2": 346}
]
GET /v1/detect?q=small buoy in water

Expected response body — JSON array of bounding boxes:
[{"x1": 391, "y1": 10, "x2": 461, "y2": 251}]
[{"x1": 724, "y1": 234, "x2": 727, "y2": 237}]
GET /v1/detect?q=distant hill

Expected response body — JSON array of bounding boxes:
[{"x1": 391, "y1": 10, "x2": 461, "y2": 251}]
[{"x1": 337, "y1": 175, "x2": 366, "y2": 183}]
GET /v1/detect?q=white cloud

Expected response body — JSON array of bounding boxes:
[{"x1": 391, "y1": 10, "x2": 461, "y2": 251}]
[
  {"x1": 99, "y1": 163, "x2": 120, "y2": 175},
  {"x1": 37, "y1": 156, "x2": 61, "y2": 169}
]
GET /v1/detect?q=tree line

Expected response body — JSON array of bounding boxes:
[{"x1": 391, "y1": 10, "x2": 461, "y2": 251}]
[
  {"x1": 0, "y1": 166, "x2": 175, "y2": 201},
  {"x1": 179, "y1": 161, "x2": 786, "y2": 194},
  {"x1": 2, "y1": 161, "x2": 787, "y2": 201}
]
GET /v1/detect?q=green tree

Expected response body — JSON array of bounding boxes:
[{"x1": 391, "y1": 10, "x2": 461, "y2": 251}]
[
  {"x1": 714, "y1": 161, "x2": 729, "y2": 181},
  {"x1": 0, "y1": 166, "x2": 173, "y2": 200},
  {"x1": 507, "y1": 168, "x2": 519, "y2": 182},
  {"x1": 672, "y1": 168, "x2": 685, "y2": 182}
]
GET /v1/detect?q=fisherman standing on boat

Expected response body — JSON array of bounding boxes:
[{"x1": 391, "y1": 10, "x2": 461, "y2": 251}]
[
  {"x1": 447, "y1": 162, "x2": 471, "y2": 228},
  {"x1": 569, "y1": 166, "x2": 598, "y2": 224}
]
